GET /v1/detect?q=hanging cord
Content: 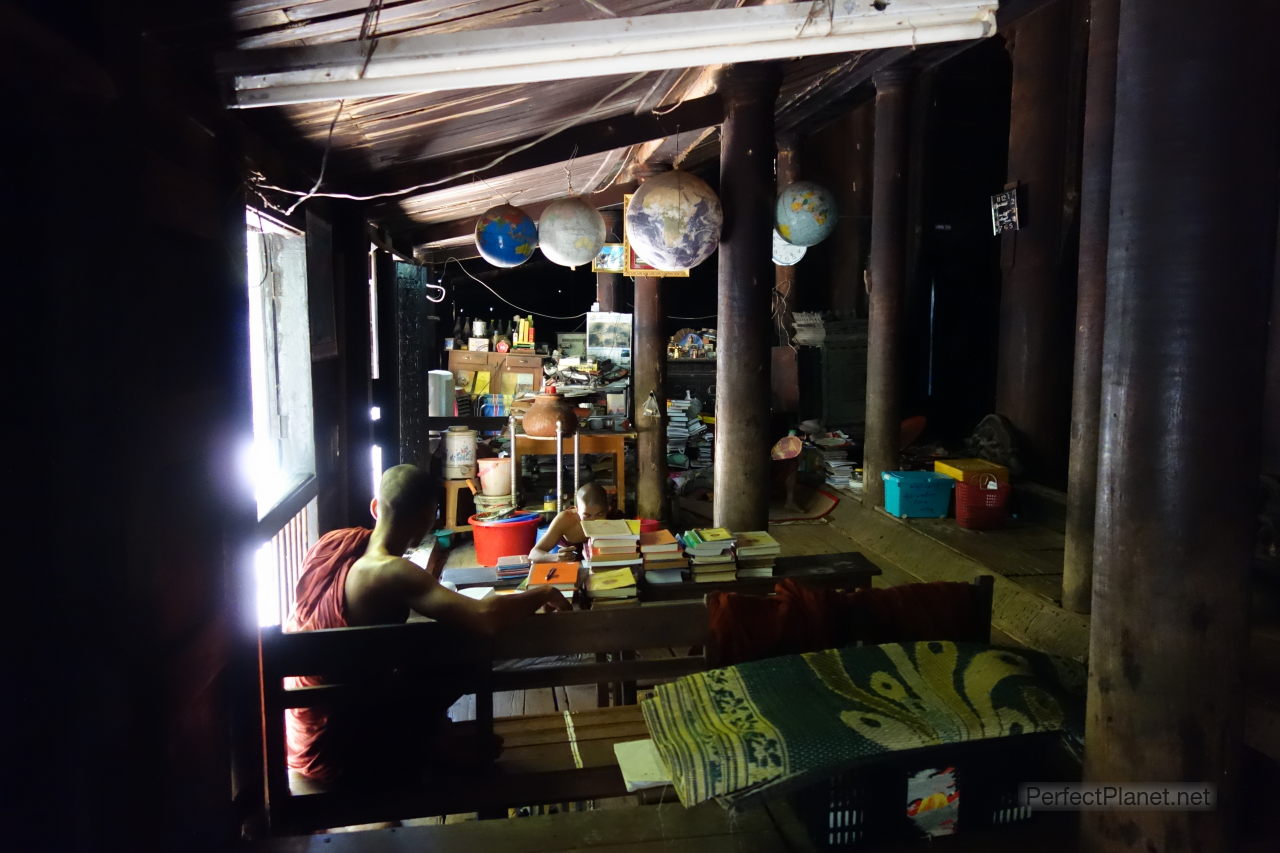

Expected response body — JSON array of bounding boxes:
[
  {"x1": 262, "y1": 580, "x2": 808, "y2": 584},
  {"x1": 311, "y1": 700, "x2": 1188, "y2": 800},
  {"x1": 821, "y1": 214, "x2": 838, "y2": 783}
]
[
  {"x1": 252, "y1": 72, "x2": 648, "y2": 206},
  {"x1": 442, "y1": 257, "x2": 590, "y2": 320},
  {"x1": 253, "y1": 0, "x2": 385, "y2": 217}
]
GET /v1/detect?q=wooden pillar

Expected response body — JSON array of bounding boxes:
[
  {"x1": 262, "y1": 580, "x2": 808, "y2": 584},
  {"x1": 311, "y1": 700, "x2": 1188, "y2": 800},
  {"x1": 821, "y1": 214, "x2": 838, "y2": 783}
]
[
  {"x1": 596, "y1": 209, "x2": 621, "y2": 312},
  {"x1": 994, "y1": 0, "x2": 1082, "y2": 484},
  {"x1": 714, "y1": 62, "x2": 781, "y2": 532},
  {"x1": 862, "y1": 69, "x2": 913, "y2": 509},
  {"x1": 1082, "y1": 0, "x2": 1278, "y2": 848},
  {"x1": 1061, "y1": 0, "x2": 1118, "y2": 614},
  {"x1": 775, "y1": 137, "x2": 799, "y2": 333},
  {"x1": 1265, "y1": 225, "x2": 1280, "y2": 476},
  {"x1": 632, "y1": 168, "x2": 668, "y2": 521},
  {"x1": 633, "y1": 272, "x2": 667, "y2": 520}
]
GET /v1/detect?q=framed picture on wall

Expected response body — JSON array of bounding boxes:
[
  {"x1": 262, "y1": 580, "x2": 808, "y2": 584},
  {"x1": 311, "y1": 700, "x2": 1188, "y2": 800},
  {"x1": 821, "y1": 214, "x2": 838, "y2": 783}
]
[
  {"x1": 622, "y1": 194, "x2": 690, "y2": 278},
  {"x1": 590, "y1": 243, "x2": 625, "y2": 273}
]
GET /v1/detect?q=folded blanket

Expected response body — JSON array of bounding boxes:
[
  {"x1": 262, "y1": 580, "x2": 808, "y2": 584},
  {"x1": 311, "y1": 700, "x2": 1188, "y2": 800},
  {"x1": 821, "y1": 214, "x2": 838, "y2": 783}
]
[{"x1": 641, "y1": 641, "x2": 1085, "y2": 808}]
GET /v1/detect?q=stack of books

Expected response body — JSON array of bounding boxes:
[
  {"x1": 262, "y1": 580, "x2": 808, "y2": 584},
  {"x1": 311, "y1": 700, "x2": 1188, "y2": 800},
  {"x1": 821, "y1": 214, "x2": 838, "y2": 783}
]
[
  {"x1": 667, "y1": 398, "x2": 692, "y2": 467},
  {"x1": 681, "y1": 527, "x2": 737, "y2": 582},
  {"x1": 639, "y1": 528, "x2": 688, "y2": 583},
  {"x1": 821, "y1": 445, "x2": 857, "y2": 488},
  {"x1": 581, "y1": 519, "x2": 643, "y2": 572},
  {"x1": 585, "y1": 566, "x2": 638, "y2": 608},
  {"x1": 690, "y1": 416, "x2": 715, "y2": 468},
  {"x1": 495, "y1": 554, "x2": 532, "y2": 583},
  {"x1": 732, "y1": 530, "x2": 782, "y2": 578},
  {"x1": 528, "y1": 561, "x2": 581, "y2": 593}
]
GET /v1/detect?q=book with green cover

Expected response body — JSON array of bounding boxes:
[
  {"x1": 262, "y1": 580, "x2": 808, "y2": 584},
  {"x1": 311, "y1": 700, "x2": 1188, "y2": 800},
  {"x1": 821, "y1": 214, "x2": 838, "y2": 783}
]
[{"x1": 695, "y1": 528, "x2": 734, "y2": 542}]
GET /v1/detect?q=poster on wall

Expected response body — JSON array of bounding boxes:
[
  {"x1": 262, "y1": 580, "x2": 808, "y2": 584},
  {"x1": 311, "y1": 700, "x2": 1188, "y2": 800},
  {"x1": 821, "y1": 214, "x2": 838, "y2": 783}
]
[
  {"x1": 590, "y1": 244, "x2": 625, "y2": 273},
  {"x1": 586, "y1": 311, "x2": 632, "y2": 367},
  {"x1": 622, "y1": 194, "x2": 690, "y2": 278}
]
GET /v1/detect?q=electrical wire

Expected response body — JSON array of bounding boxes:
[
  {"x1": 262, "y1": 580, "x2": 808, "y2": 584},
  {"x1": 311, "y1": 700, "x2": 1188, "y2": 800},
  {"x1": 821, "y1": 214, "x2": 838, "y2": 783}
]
[
  {"x1": 252, "y1": 72, "x2": 648, "y2": 206},
  {"x1": 669, "y1": 314, "x2": 717, "y2": 320},
  {"x1": 442, "y1": 257, "x2": 590, "y2": 320}
]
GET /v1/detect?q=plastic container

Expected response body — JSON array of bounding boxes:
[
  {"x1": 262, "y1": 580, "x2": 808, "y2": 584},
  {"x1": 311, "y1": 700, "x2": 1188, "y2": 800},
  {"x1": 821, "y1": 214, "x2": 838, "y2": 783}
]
[
  {"x1": 468, "y1": 513, "x2": 540, "y2": 566},
  {"x1": 955, "y1": 476, "x2": 1011, "y2": 530},
  {"x1": 933, "y1": 457, "x2": 1009, "y2": 485},
  {"x1": 476, "y1": 458, "x2": 512, "y2": 496},
  {"x1": 882, "y1": 470, "x2": 955, "y2": 518},
  {"x1": 444, "y1": 426, "x2": 477, "y2": 479},
  {"x1": 636, "y1": 518, "x2": 661, "y2": 533}
]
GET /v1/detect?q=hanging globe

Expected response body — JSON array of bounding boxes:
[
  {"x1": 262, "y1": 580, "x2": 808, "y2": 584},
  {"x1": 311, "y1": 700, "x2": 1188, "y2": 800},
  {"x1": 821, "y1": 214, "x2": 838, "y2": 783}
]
[
  {"x1": 624, "y1": 169, "x2": 722, "y2": 271},
  {"x1": 776, "y1": 180, "x2": 837, "y2": 247},
  {"x1": 474, "y1": 203, "x2": 539, "y2": 268},
  {"x1": 537, "y1": 197, "x2": 607, "y2": 268}
]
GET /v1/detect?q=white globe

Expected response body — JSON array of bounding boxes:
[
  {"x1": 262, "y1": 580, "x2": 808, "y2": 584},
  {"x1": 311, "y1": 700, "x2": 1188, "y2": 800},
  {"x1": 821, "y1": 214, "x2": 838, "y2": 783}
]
[{"x1": 538, "y1": 197, "x2": 607, "y2": 268}]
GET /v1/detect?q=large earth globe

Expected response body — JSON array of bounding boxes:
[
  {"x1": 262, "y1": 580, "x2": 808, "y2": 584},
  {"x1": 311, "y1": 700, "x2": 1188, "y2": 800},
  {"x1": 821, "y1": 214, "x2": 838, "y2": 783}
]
[
  {"x1": 624, "y1": 170, "x2": 722, "y2": 271},
  {"x1": 474, "y1": 204, "x2": 539, "y2": 268},
  {"x1": 776, "y1": 181, "x2": 837, "y2": 247},
  {"x1": 538, "y1": 197, "x2": 607, "y2": 268}
]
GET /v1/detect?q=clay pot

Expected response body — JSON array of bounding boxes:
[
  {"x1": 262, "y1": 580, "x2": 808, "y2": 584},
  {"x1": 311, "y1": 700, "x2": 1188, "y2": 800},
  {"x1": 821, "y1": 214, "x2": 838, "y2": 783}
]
[{"x1": 522, "y1": 392, "x2": 579, "y2": 437}]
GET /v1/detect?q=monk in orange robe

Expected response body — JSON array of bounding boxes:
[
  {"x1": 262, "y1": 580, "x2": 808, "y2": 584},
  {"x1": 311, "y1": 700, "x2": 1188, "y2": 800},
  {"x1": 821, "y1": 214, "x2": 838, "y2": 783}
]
[{"x1": 285, "y1": 464, "x2": 569, "y2": 785}]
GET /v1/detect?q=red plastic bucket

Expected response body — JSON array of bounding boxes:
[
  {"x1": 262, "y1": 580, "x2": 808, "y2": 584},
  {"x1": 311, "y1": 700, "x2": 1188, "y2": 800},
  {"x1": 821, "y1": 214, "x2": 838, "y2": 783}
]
[
  {"x1": 468, "y1": 513, "x2": 540, "y2": 566},
  {"x1": 955, "y1": 476, "x2": 1011, "y2": 530},
  {"x1": 637, "y1": 518, "x2": 661, "y2": 533}
]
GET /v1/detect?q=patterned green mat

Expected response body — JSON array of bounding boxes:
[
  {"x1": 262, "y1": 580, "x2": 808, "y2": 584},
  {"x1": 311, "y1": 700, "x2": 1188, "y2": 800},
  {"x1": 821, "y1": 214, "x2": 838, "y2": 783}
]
[{"x1": 641, "y1": 641, "x2": 1085, "y2": 807}]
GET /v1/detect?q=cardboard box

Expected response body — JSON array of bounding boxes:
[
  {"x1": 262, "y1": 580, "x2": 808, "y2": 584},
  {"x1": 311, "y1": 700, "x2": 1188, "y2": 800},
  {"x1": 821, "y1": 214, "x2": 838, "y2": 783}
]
[{"x1": 933, "y1": 458, "x2": 1009, "y2": 485}]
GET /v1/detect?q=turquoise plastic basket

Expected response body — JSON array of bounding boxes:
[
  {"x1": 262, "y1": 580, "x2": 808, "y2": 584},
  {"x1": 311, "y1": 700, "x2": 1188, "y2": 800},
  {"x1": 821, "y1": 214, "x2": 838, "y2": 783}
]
[{"x1": 882, "y1": 471, "x2": 955, "y2": 518}]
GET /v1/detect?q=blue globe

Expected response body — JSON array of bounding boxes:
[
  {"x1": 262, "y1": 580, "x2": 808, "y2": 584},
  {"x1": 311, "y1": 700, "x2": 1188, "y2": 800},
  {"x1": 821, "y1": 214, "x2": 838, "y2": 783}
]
[
  {"x1": 776, "y1": 181, "x2": 837, "y2": 247},
  {"x1": 475, "y1": 204, "x2": 539, "y2": 268}
]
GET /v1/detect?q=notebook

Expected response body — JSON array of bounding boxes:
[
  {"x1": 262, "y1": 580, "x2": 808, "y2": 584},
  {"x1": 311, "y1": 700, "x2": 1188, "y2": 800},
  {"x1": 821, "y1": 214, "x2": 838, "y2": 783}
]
[{"x1": 528, "y1": 562, "x2": 581, "y2": 591}]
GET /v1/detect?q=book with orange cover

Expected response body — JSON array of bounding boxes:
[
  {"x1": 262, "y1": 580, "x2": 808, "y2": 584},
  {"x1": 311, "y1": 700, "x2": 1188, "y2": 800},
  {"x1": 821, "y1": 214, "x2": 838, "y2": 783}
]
[
  {"x1": 527, "y1": 562, "x2": 581, "y2": 591},
  {"x1": 638, "y1": 529, "x2": 680, "y2": 554}
]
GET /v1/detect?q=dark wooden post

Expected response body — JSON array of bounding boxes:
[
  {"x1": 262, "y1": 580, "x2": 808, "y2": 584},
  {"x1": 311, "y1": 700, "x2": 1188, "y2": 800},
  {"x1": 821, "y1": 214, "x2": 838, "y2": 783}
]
[
  {"x1": 633, "y1": 272, "x2": 667, "y2": 520},
  {"x1": 1082, "y1": 0, "x2": 1278, "y2": 848},
  {"x1": 862, "y1": 69, "x2": 913, "y2": 509},
  {"x1": 596, "y1": 209, "x2": 621, "y2": 312},
  {"x1": 994, "y1": 0, "x2": 1082, "y2": 484},
  {"x1": 713, "y1": 62, "x2": 781, "y2": 532},
  {"x1": 1061, "y1": 0, "x2": 1119, "y2": 614},
  {"x1": 775, "y1": 137, "x2": 799, "y2": 333},
  {"x1": 632, "y1": 168, "x2": 668, "y2": 521}
]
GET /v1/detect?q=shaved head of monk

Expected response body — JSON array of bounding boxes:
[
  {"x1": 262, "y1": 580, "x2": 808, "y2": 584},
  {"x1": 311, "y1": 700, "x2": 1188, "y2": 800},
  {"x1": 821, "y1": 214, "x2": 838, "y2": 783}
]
[{"x1": 372, "y1": 464, "x2": 440, "y2": 541}]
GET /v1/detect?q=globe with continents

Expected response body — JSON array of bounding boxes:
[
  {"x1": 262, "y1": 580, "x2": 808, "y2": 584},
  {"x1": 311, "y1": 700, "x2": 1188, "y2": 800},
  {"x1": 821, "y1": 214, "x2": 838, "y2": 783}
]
[
  {"x1": 538, "y1": 196, "x2": 607, "y2": 268},
  {"x1": 776, "y1": 180, "x2": 837, "y2": 247},
  {"x1": 474, "y1": 203, "x2": 539, "y2": 268},
  {"x1": 624, "y1": 169, "x2": 723, "y2": 271}
]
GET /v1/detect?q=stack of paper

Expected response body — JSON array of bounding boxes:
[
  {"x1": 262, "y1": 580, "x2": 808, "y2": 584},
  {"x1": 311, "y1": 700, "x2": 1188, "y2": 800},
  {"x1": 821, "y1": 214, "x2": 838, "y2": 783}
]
[
  {"x1": 612, "y1": 739, "x2": 673, "y2": 793},
  {"x1": 732, "y1": 530, "x2": 782, "y2": 578},
  {"x1": 690, "y1": 417, "x2": 715, "y2": 469}
]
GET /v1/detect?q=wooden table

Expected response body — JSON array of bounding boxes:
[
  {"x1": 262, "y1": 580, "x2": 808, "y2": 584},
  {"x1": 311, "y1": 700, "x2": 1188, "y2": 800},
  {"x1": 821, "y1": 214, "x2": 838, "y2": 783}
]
[
  {"x1": 513, "y1": 431, "x2": 634, "y2": 510},
  {"x1": 639, "y1": 551, "x2": 881, "y2": 602}
]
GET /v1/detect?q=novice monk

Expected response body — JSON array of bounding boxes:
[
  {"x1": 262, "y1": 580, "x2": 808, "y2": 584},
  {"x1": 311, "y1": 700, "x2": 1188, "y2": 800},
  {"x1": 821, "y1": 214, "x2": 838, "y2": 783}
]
[
  {"x1": 528, "y1": 482, "x2": 617, "y2": 563},
  {"x1": 286, "y1": 463, "x2": 570, "y2": 786}
]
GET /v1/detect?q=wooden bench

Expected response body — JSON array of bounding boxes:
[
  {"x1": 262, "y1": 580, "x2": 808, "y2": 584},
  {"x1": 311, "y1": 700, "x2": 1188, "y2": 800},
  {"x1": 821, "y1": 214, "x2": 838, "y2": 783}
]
[
  {"x1": 257, "y1": 576, "x2": 996, "y2": 835},
  {"x1": 259, "y1": 602, "x2": 712, "y2": 834}
]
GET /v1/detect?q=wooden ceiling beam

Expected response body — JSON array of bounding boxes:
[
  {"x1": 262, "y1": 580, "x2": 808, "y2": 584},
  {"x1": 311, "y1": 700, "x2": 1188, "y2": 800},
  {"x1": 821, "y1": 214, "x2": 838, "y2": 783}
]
[{"x1": 360, "y1": 94, "x2": 723, "y2": 200}]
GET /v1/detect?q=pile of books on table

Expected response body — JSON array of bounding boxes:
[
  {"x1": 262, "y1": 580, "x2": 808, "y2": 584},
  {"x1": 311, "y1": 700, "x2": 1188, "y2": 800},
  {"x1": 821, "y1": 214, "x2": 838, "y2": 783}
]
[
  {"x1": 681, "y1": 527, "x2": 736, "y2": 582},
  {"x1": 732, "y1": 530, "x2": 782, "y2": 578},
  {"x1": 585, "y1": 566, "x2": 638, "y2": 608},
  {"x1": 581, "y1": 519, "x2": 643, "y2": 572},
  {"x1": 495, "y1": 554, "x2": 533, "y2": 583},
  {"x1": 639, "y1": 528, "x2": 687, "y2": 585}
]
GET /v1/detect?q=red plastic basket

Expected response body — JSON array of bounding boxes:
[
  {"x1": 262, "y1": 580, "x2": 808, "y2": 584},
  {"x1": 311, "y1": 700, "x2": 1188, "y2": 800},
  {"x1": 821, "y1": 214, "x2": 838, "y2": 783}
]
[{"x1": 955, "y1": 475, "x2": 1010, "y2": 530}]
